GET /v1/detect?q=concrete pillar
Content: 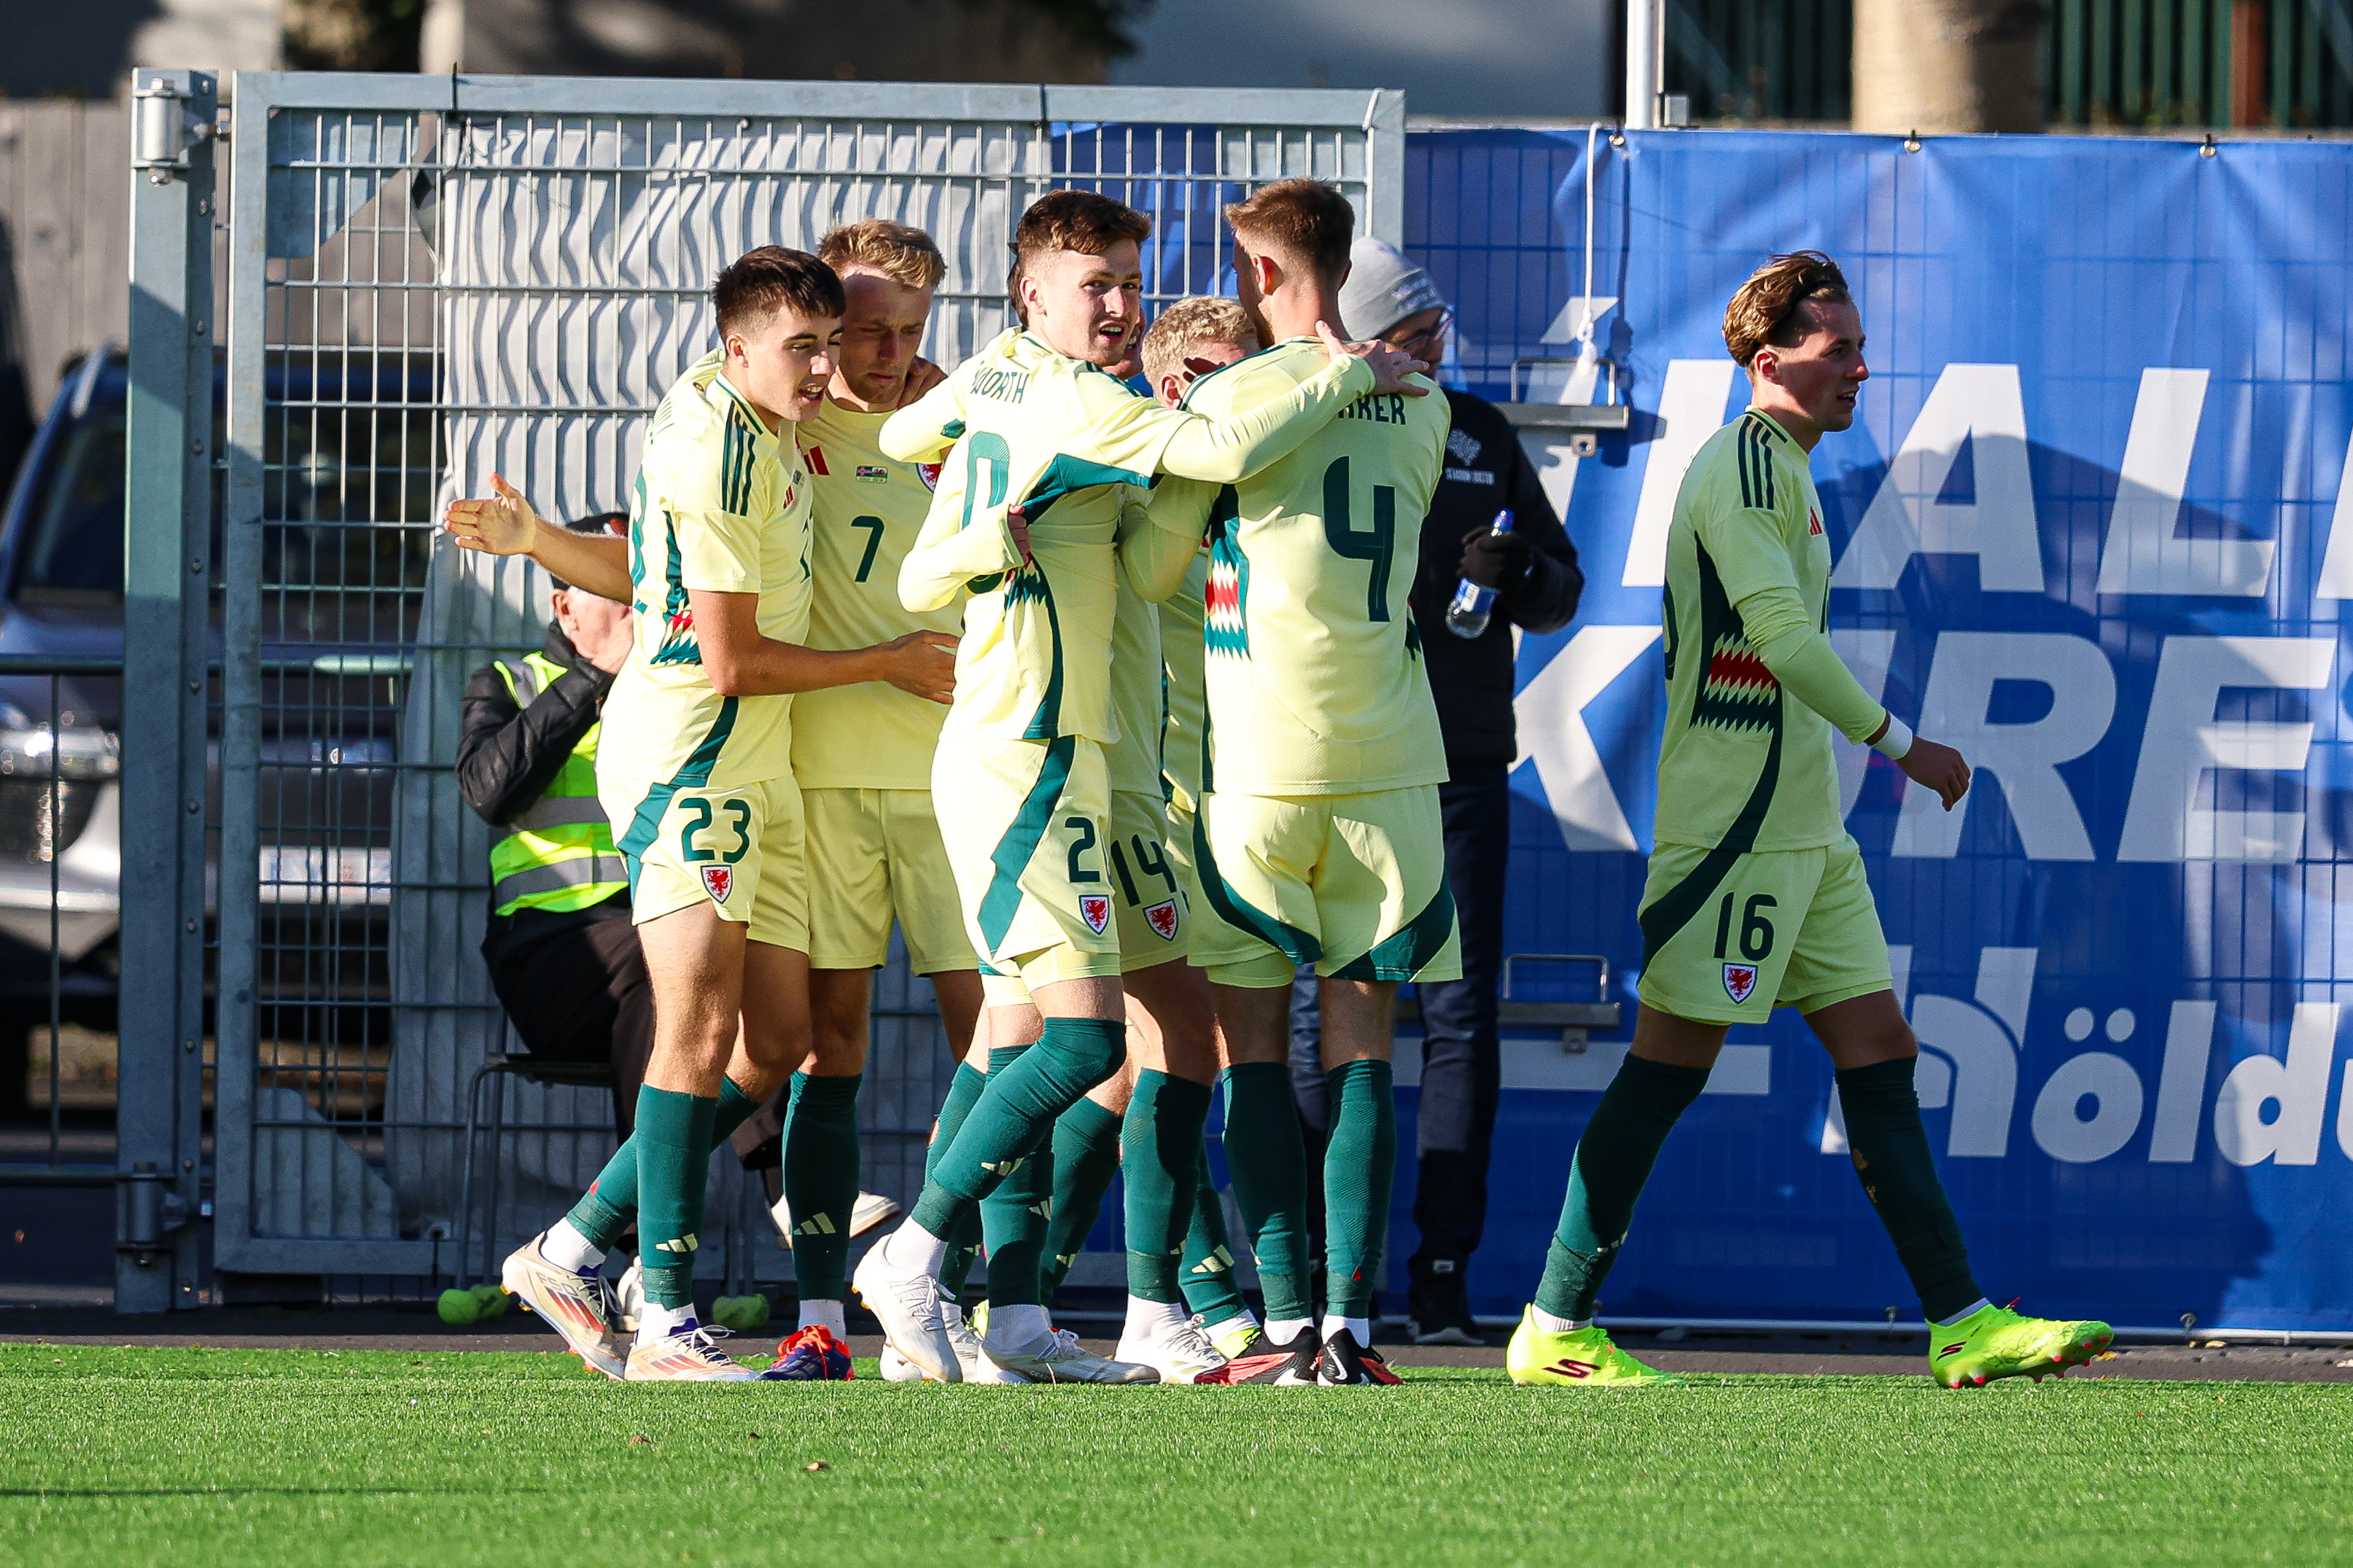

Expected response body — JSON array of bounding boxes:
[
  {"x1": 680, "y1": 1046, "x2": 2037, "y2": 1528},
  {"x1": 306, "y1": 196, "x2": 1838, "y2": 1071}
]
[{"x1": 1853, "y1": 0, "x2": 2048, "y2": 134}]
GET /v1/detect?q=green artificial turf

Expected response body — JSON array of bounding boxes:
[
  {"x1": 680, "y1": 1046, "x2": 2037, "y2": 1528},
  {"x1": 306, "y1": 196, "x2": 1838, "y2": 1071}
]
[{"x1": 1, "y1": 1344, "x2": 2349, "y2": 1567}]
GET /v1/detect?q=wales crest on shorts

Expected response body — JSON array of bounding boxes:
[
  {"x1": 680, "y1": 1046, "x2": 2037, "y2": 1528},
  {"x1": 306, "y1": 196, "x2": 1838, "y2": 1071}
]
[
  {"x1": 1078, "y1": 894, "x2": 1111, "y2": 934},
  {"x1": 701, "y1": 865, "x2": 734, "y2": 904},
  {"x1": 1144, "y1": 900, "x2": 1180, "y2": 940},
  {"x1": 1722, "y1": 962, "x2": 1757, "y2": 1004}
]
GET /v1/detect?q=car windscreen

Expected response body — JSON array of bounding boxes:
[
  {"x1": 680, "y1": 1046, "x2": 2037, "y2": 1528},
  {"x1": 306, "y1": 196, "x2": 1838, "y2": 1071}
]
[{"x1": 17, "y1": 413, "x2": 126, "y2": 604}]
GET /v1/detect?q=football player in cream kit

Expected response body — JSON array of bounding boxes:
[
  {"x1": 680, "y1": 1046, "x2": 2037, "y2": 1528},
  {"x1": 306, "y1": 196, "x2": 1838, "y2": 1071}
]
[
  {"x1": 848, "y1": 189, "x2": 1425, "y2": 1384},
  {"x1": 1150, "y1": 180, "x2": 1455, "y2": 1387},
  {"x1": 757, "y1": 219, "x2": 987, "y2": 1379},
  {"x1": 444, "y1": 247, "x2": 952, "y2": 1381}
]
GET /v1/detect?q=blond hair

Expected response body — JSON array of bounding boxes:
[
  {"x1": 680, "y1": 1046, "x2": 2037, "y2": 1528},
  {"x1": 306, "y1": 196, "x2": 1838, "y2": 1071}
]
[
  {"x1": 1723, "y1": 251, "x2": 1851, "y2": 368},
  {"x1": 1140, "y1": 297, "x2": 1257, "y2": 388},
  {"x1": 817, "y1": 218, "x2": 946, "y2": 290}
]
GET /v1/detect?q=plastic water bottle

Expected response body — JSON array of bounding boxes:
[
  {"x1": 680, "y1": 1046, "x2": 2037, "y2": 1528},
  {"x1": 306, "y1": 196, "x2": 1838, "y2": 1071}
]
[{"x1": 1444, "y1": 510, "x2": 1515, "y2": 639}]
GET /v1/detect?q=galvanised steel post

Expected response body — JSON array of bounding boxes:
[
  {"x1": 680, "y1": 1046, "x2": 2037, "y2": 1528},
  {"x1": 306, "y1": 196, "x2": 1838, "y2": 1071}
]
[{"x1": 120, "y1": 68, "x2": 217, "y2": 1313}]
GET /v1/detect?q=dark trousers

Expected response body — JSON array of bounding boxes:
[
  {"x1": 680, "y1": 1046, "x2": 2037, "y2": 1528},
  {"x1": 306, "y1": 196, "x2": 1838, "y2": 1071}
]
[
  {"x1": 484, "y1": 910, "x2": 655, "y2": 1140},
  {"x1": 1409, "y1": 764, "x2": 1511, "y2": 1270}
]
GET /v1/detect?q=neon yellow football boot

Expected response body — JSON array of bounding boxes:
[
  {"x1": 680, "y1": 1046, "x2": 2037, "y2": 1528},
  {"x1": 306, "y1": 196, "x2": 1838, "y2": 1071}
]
[
  {"x1": 1505, "y1": 1308, "x2": 1682, "y2": 1386},
  {"x1": 1929, "y1": 1303, "x2": 2112, "y2": 1388}
]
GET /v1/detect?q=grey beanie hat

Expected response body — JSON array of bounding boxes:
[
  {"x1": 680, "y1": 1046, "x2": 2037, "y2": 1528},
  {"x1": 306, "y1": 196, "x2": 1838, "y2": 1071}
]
[{"x1": 1339, "y1": 235, "x2": 1447, "y2": 339}]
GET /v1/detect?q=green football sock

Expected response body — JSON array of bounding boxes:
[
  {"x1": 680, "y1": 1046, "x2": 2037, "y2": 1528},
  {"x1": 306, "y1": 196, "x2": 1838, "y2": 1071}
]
[
  {"x1": 633, "y1": 1085, "x2": 718, "y2": 1311},
  {"x1": 1321, "y1": 1060, "x2": 1396, "y2": 1321},
  {"x1": 1533, "y1": 1053, "x2": 1709, "y2": 1323},
  {"x1": 1837, "y1": 1056, "x2": 1983, "y2": 1322},
  {"x1": 782, "y1": 1071, "x2": 862, "y2": 1302},
  {"x1": 1220, "y1": 1061, "x2": 1312, "y2": 1324},
  {"x1": 567, "y1": 1077, "x2": 759, "y2": 1255},
  {"x1": 976, "y1": 1043, "x2": 1055, "y2": 1309},
  {"x1": 909, "y1": 1017, "x2": 1126, "y2": 1236},
  {"x1": 929, "y1": 1062, "x2": 987, "y2": 1303},
  {"x1": 1040, "y1": 1095, "x2": 1124, "y2": 1300},
  {"x1": 1124, "y1": 1071, "x2": 1211, "y2": 1304},
  {"x1": 1177, "y1": 1134, "x2": 1250, "y2": 1325}
]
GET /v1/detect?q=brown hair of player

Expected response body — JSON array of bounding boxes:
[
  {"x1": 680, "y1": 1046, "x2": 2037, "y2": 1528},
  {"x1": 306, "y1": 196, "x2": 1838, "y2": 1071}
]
[
  {"x1": 1139, "y1": 296, "x2": 1257, "y2": 388},
  {"x1": 1723, "y1": 250, "x2": 1853, "y2": 369},
  {"x1": 818, "y1": 218, "x2": 947, "y2": 290},
  {"x1": 1008, "y1": 190, "x2": 1153, "y2": 317},
  {"x1": 1223, "y1": 179, "x2": 1356, "y2": 286},
  {"x1": 713, "y1": 246, "x2": 847, "y2": 340}
]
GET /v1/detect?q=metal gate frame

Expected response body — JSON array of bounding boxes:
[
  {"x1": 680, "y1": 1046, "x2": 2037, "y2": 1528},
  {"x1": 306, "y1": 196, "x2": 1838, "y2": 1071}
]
[{"x1": 122, "y1": 71, "x2": 1406, "y2": 1300}]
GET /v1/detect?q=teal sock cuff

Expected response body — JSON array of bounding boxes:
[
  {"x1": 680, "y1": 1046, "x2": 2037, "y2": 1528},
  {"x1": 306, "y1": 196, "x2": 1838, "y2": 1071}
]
[
  {"x1": 792, "y1": 1071, "x2": 863, "y2": 1108},
  {"x1": 716, "y1": 1075, "x2": 761, "y2": 1136},
  {"x1": 987, "y1": 1042, "x2": 1033, "y2": 1074},
  {"x1": 1059, "y1": 1093, "x2": 1121, "y2": 1144}
]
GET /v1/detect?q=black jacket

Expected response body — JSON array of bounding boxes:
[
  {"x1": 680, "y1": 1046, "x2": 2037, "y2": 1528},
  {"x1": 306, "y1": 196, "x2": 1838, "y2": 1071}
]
[
  {"x1": 1407, "y1": 389, "x2": 1584, "y2": 771},
  {"x1": 457, "y1": 623, "x2": 626, "y2": 966}
]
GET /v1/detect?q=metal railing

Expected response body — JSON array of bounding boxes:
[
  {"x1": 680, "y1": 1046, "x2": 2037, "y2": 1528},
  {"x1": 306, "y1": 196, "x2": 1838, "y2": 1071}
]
[{"x1": 112, "y1": 70, "x2": 1407, "y2": 1307}]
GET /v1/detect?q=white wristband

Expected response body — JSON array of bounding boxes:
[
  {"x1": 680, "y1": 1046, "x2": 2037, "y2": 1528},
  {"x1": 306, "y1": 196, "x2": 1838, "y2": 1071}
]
[{"x1": 1872, "y1": 714, "x2": 1913, "y2": 760}]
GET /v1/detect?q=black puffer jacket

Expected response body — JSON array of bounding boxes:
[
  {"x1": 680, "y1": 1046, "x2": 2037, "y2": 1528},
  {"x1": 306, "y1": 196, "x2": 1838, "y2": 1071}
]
[{"x1": 1406, "y1": 389, "x2": 1584, "y2": 771}]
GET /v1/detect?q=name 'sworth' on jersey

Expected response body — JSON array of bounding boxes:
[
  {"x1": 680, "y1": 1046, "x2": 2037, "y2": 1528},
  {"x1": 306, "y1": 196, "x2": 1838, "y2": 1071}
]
[
  {"x1": 1173, "y1": 340, "x2": 1449, "y2": 795},
  {"x1": 600, "y1": 348, "x2": 812, "y2": 792},
  {"x1": 790, "y1": 397, "x2": 961, "y2": 792},
  {"x1": 1655, "y1": 407, "x2": 1851, "y2": 853},
  {"x1": 884, "y1": 329, "x2": 1189, "y2": 747}
]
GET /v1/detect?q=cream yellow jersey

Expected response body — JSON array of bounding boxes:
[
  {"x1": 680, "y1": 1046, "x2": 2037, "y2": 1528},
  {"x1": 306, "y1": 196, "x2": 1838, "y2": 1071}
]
[
  {"x1": 789, "y1": 397, "x2": 959, "y2": 791},
  {"x1": 600, "y1": 348, "x2": 812, "y2": 790},
  {"x1": 1159, "y1": 553, "x2": 1209, "y2": 812},
  {"x1": 1165, "y1": 340, "x2": 1449, "y2": 796},
  {"x1": 884, "y1": 328, "x2": 1372, "y2": 750},
  {"x1": 1108, "y1": 558, "x2": 1165, "y2": 797}
]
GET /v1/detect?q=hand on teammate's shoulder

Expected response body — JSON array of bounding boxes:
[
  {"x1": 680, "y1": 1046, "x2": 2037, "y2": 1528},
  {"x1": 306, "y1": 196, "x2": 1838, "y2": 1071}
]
[{"x1": 1315, "y1": 321, "x2": 1431, "y2": 396}]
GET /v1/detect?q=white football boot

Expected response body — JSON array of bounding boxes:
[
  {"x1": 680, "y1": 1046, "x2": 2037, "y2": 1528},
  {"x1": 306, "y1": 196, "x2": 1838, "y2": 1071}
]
[
  {"x1": 852, "y1": 1237, "x2": 960, "y2": 1383},
  {"x1": 987, "y1": 1325, "x2": 1162, "y2": 1384},
  {"x1": 1114, "y1": 1312, "x2": 1232, "y2": 1385},
  {"x1": 499, "y1": 1230, "x2": 630, "y2": 1380},
  {"x1": 625, "y1": 1323, "x2": 761, "y2": 1382},
  {"x1": 945, "y1": 1301, "x2": 1023, "y2": 1384}
]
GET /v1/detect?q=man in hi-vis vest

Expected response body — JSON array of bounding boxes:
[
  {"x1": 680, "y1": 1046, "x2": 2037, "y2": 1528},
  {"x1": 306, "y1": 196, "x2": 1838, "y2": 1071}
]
[{"x1": 457, "y1": 514, "x2": 652, "y2": 1136}]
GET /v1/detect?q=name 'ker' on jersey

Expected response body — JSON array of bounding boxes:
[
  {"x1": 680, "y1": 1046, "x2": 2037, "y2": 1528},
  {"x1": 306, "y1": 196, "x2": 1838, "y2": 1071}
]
[
  {"x1": 599, "y1": 346, "x2": 812, "y2": 791},
  {"x1": 1170, "y1": 339, "x2": 1450, "y2": 795},
  {"x1": 1655, "y1": 407, "x2": 1854, "y2": 852},
  {"x1": 790, "y1": 397, "x2": 962, "y2": 791}
]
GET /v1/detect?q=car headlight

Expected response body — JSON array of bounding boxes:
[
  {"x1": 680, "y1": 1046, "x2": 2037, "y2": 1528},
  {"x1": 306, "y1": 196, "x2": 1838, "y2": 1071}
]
[{"x1": 0, "y1": 705, "x2": 120, "y2": 862}]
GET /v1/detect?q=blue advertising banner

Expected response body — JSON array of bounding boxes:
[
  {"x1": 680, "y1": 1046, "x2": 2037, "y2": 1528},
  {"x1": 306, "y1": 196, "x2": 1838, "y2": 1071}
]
[{"x1": 1385, "y1": 128, "x2": 2353, "y2": 1332}]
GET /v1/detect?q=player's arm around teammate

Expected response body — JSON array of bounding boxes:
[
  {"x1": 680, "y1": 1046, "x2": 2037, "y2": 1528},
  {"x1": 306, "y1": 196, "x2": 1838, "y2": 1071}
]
[
  {"x1": 1509, "y1": 252, "x2": 2107, "y2": 1393},
  {"x1": 483, "y1": 251, "x2": 955, "y2": 1382}
]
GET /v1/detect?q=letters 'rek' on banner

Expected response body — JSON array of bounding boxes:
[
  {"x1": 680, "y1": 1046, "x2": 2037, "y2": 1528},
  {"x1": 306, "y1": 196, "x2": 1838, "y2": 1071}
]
[{"x1": 1393, "y1": 128, "x2": 2353, "y2": 1331}]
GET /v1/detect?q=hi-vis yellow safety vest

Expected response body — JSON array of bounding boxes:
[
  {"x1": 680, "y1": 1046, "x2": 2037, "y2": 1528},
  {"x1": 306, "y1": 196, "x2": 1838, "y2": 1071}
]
[{"x1": 489, "y1": 652, "x2": 627, "y2": 917}]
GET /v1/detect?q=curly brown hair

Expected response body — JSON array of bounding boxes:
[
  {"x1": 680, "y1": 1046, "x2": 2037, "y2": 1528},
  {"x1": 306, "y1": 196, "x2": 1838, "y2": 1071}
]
[{"x1": 1722, "y1": 251, "x2": 1852, "y2": 368}]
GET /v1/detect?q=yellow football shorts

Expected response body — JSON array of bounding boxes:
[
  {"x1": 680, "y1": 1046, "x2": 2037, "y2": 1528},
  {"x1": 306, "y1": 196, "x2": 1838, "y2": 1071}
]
[
  {"x1": 602, "y1": 771, "x2": 807, "y2": 951},
  {"x1": 802, "y1": 787, "x2": 975, "y2": 975},
  {"x1": 1636, "y1": 834, "x2": 1892, "y2": 1025},
  {"x1": 1107, "y1": 789, "x2": 1191, "y2": 968},
  {"x1": 1192, "y1": 784, "x2": 1461, "y2": 989},
  {"x1": 932, "y1": 733, "x2": 1123, "y2": 988},
  {"x1": 1165, "y1": 794, "x2": 1256, "y2": 973}
]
